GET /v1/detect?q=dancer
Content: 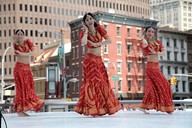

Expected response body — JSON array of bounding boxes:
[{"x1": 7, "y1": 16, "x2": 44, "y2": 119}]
[
  {"x1": 74, "y1": 13, "x2": 121, "y2": 116},
  {"x1": 13, "y1": 29, "x2": 44, "y2": 116},
  {"x1": 139, "y1": 26, "x2": 174, "y2": 114}
]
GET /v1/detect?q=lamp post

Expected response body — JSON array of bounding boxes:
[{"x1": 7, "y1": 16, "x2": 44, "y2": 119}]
[
  {"x1": 65, "y1": 78, "x2": 79, "y2": 99},
  {"x1": 1, "y1": 46, "x2": 11, "y2": 103}
]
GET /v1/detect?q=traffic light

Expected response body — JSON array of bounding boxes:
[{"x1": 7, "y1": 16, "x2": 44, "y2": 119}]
[{"x1": 170, "y1": 77, "x2": 177, "y2": 85}]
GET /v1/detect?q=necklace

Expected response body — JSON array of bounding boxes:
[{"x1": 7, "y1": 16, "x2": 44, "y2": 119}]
[{"x1": 89, "y1": 29, "x2": 97, "y2": 36}]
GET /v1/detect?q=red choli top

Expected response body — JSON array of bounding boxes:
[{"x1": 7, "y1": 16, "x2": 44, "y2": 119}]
[
  {"x1": 13, "y1": 39, "x2": 34, "y2": 55},
  {"x1": 79, "y1": 24, "x2": 109, "y2": 48},
  {"x1": 140, "y1": 39, "x2": 164, "y2": 56}
]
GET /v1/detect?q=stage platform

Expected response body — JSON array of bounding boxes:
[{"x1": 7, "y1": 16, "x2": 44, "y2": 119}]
[{"x1": 1, "y1": 110, "x2": 192, "y2": 128}]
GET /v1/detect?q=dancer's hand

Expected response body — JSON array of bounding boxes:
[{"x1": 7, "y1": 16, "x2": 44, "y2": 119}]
[
  {"x1": 148, "y1": 46, "x2": 156, "y2": 55},
  {"x1": 82, "y1": 21, "x2": 88, "y2": 33},
  {"x1": 88, "y1": 40, "x2": 100, "y2": 47},
  {"x1": 15, "y1": 50, "x2": 21, "y2": 55}
]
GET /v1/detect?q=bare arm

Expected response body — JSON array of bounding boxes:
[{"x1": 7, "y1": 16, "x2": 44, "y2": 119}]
[
  {"x1": 81, "y1": 22, "x2": 88, "y2": 45},
  {"x1": 81, "y1": 32, "x2": 88, "y2": 45},
  {"x1": 15, "y1": 50, "x2": 34, "y2": 57}
]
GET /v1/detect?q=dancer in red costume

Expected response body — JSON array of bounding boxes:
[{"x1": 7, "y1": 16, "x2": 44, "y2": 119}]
[
  {"x1": 13, "y1": 29, "x2": 44, "y2": 116},
  {"x1": 139, "y1": 26, "x2": 174, "y2": 114},
  {"x1": 74, "y1": 13, "x2": 121, "y2": 116}
]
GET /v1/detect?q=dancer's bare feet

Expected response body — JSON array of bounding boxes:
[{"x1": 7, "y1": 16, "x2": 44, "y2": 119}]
[
  {"x1": 18, "y1": 112, "x2": 30, "y2": 117},
  {"x1": 138, "y1": 108, "x2": 149, "y2": 114},
  {"x1": 167, "y1": 112, "x2": 172, "y2": 114}
]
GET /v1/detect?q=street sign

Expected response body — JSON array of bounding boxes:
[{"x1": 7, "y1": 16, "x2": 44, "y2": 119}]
[{"x1": 112, "y1": 76, "x2": 120, "y2": 81}]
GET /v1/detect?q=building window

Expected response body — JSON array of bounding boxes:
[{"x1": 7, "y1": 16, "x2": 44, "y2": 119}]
[
  {"x1": 30, "y1": 30, "x2": 33, "y2": 36},
  {"x1": 117, "y1": 61, "x2": 122, "y2": 74},
  {"x1": 44, "y1": 6, "x2": 47, "y2": 13},
  {"x1": 117, "y1": 26, "x2": 121, "y2": 36},
  {"x1": 181, "y1": 53, "x2": 185, "y2": 61},
  {"x1": 127, "y1": 62, "x2": 132, "y2": 73},
  {"x1": 4, "y1": 30, "x2": 6, "y2": 37},
  {"x1": 20, "y1": 4, "x2": 22, "y2": 11},
  {"x1": 103, "y1": 44, "x2": 108, "y2": 53},
  {"x1": 72, "y1": 48, "x2": 75, "y2": 59},
  {"x1": 82, "y1": 45, "x2": 85, "y2": 56},
  {"x1": 9, "y1": 68, "x2": 11, "y2": 75},
  {"x1": 45, "y1": 19, "x2": 47, "y2": 25},
  {"x1": 137, "y1": 29, "x2": 141, "y2": 38},
  {"x1": 181, "y1": 39, "x2": 184, "y2": 49},
  {"x1": 167, "y1": 66, "x2": 171, "y2": 75},
  {"x1": 76, "y1": 64, "x2": 79, "y2": 75},
  {"x1": 175, "y1": 84, "x2": 178, "y2": 92},
  {"x1": 127, "y1": 80, "x2": 131, "y2": 91},
  {"x1": 167, "y1": 51, "x2": 170, "y2": 60},
  {"x1": 49, "y1": 6, "x2": 52, "y2": 13},
  {"x1": 35, "y1": 18, "x2": 38, "y2": 24},
  {"x1": 25, "y1": 4, "x2": 27, "y2": 11},
  {"x1": 118, "y1": 80, "x2": 122, "y2": 91},
  {"x1": 160, "y1": 65, "x2": 163, "y2": 73},
  {"x1": 127, "y1": 44, "x2": 132, "y2": 54},
  {"x1": 117, "y1": 43, "x2": 122, "y2": 55},
  {"x1": 30, "y1": 17, "x2": 33, "y2": 24},
  {"x1": 25, "y1": 30, "x2": 28, "y2": 36},
  {"x1": 30, "y1": 5, "x2": 32, "y2": 11},
  {"x1": 166, "y1": 38, "x2": 170, "y2": 46},
  {"x1": 127, "y1": 28, "x2": 131, "y2": 37},
  {"x1": 173, "y1": 39, "x2": 177, "y2": 48},
  {"x1": 13, "y1": 17, "x2": 15, "y2": 23},
  {"x1": 76, "y1": 47, "x2": 79, "y2": 58},
  {"x1": 35, "y1": 5, "x2": 37, "y2": 12},
  {"x1": 138, "y1": 81, "x2": 142, "y2": 91},
  {"x1": 13, "y1": 4, "x2": 15, "y2": 11},
  {"x1": 182, "y1": 67, "x2": 185, "y2": 74},
  {"x1": 175, "y1": 67, "x2": 178, "y2": 74},
  {"x1": 25, "y1": 17, "x2": 28, "y2": 24},
  {"x1": 182, "y1": 81, "x2": 186, "y2": 92},
  {"x1": 40, "y1": 6, "x2": 42, "y2": 12},
  {"x1": 174, "y1": 52, "x2": 178, "y2": 61},
  {"x1": 40, "y1": 43, "x2": 43, "y2": 49},
  {"x1": 40, "y1": 18, "x2": 43, "y2": 25},
  {"x1": 49, "y1": 19, "x2": 52, "y2": 25},
  {"x1": 8, "y1": 17, "x2": 11, "y2": 24}
]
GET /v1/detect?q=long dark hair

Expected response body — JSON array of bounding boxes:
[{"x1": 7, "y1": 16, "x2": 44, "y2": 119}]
[
  {"x1": 15, "y1": 29, "x2": 25, "y2": 35},
  {"x1": 83, "y1": 12, "x2": 98, "y2": 27},
  {"x1": 144, "y1": 26, "x2": 156, "y2": 32}
]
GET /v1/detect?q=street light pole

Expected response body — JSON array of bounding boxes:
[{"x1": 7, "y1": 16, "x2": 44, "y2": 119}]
[
  {"x1": 1, "y1": 46, "x2": 11, "y2": 103},
  {"x1": 64, "y1": 78, "x2": 79, "y2": 99},
  {"x1": 60, "y1": 34, "x2": 67, "y2": 99}
]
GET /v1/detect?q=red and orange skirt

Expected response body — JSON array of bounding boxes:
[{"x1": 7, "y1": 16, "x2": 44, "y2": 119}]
[
  {"x1": 74, "y1": 53, "x2": 121, "y2": 116},
  {"x1": 14, "y1": 62, "x2": 44, "y2": 113},
  {"x1": 140, "y1": 62, "x2": 174, "y2": 112}
]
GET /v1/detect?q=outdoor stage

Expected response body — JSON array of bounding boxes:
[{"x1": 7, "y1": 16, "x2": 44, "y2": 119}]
[{"x1": 2, "y1": 110, "x2": 192, "y2": 128}]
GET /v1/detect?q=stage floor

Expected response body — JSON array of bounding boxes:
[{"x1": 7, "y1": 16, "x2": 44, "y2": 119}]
[{"x1": 2, "y1": 110, "x2": 192, "y2": 128}]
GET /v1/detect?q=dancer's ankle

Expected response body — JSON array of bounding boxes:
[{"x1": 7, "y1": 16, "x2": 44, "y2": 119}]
[
  {"x1": 139, "y1": 108, "x2": 149, "y2": 114},
  {"x1": 18, "y1": 112, "x2": 30, "y2": 117}
]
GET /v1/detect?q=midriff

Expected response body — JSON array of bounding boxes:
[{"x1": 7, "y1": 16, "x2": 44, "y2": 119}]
[
  {"x1": 87, "y1": 47, "x2": 101, "y2": 56},
  {"x1": 17, "y1": 56, "x2": 30, "y2": 64},
  {"x1": 146, "y1": 54, "x2": 159, "y2": 62}
]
